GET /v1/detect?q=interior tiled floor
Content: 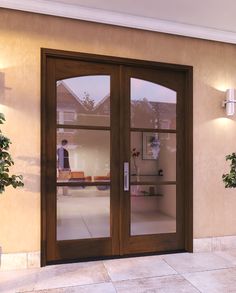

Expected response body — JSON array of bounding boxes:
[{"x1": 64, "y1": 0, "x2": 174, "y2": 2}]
[
  {"x1": 2, "y1": 250, "x2": 236, "y2": 292},
  {"x1": 57, "y1": 188, "x2": 176, "y2": 240}
]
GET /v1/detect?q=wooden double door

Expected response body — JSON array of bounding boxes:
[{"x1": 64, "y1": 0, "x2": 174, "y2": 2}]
[{"x1": 41, "y1": 49, "x2": 193, "y2": 265}]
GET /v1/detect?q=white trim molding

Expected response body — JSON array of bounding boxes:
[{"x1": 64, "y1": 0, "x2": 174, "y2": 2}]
[
  {"x1": 1, "y1": 0, "x2": 236, "y2": 44},
  {"x1": 194, "y1": 236, "x2": 236, "y2": 253},
  {"x1": 0, "y1": 251, "x2": 40, "y2": 271},
  {"x1": 1, "y1": 236, "x2": 236, "y2": 270}
]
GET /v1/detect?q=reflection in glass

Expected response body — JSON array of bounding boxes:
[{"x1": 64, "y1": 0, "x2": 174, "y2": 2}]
[
  {"x1": 131, "y1": 185, "x2": 176, "y2": 235},
  {"x1": 57, "y1": 75, "x2": 110, "y2": 127},
  {"x1": 130, "y1": 78, "x2": 176, "y2": 129},
  {"x1": 57, "y1": 186, "x2": 110, "y2": 240},
  {"x1": 57, "y1": 129, "x2": 110, "y2": 184},
  {"x1": 130, "y1": 132, "x2": 176, "y2": 182}
]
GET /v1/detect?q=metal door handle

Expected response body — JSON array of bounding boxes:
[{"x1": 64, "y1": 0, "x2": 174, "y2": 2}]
[{"x1": 124, "y1": 162, "x2": 129, "y2": 191}]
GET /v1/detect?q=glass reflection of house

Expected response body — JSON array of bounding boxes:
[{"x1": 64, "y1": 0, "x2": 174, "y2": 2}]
[
  {"x1": 57, "y1": 80, "x2": 175, "y2": 130},
  {"x1": 57, "y1": 81, "x2": 110, "y2": 128},
  {"x1": 131, "y1": 97, "x2": 176, "y2": 129}
]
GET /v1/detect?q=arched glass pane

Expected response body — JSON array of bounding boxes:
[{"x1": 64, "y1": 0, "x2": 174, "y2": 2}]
[
  {"x1": 131, "y1": 78, "x2": 176, "y2": 129},
  {"x1": 57, "y1": 75, "x2": 110, "y2": 127}
]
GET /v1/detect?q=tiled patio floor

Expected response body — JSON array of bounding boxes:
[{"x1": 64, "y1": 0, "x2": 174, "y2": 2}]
[{"x1": 1, "y1": 250, "x2": 236, "y2": 292}]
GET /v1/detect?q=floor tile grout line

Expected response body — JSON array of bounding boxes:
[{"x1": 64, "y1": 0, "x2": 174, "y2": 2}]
[
  {"x1": 112, "y1": 282, "x2": 119, "y2": 293},
  {"x1": 180, "y1": 264, "x2": 236, "y2": 275},
  {"x1": 161, "y1": 257, "x2": 236, "y2": 292},
  {"x1": 20, "y1": 280, "x2": 116, "y2": 293},
  {"x1": 162, "y1": 257, "x2": 183, "y2": 275},
  {"x1": 103, "y1": 272, "x2": 179, "y2": 284},
  {"x1": 162, "y1": 254, "x2": 236, "y2": 275},
  {"x1": 29, "y1": 265, "x2": 236, "y2": 292},
  {"x1": 102, "y1": 260, "x2": 112, "y2": 283},
  {"x1": 161, "y1": 257, "x2": 203, "y2": 292},
  {"x1": 111, "y1": 274, "x2": 203, "y2": 293},
  {"x1": 9, "y1": 265, "x2": 236, "y2": 293},
  {"x1": 102, "y1": 256, "x2": 180, "y2": 282},
  {"x1": 155, "y1": 257, "x2": 202, "y2": 293},
  {"x1": 180, "y1": 273, "x2": 203, "y2": 293},
  {"x1": 7, "y1": 253, "x2": 236, "y2": 293},
  {"x1": 179, "y1": 266, "x2": 236, "y2": 293},
  {"x1": 21, "y1": 261, "x2": 113, "y2": 293}
]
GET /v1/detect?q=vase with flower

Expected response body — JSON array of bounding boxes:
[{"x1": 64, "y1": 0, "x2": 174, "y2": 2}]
[{"x1": 131, "y1": 148, "x2": 140, "y2": 196}]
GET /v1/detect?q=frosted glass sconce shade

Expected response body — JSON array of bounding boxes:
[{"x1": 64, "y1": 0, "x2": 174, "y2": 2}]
[{"x1": 223, "y1": 89, "x2": 236, "y2": 116}]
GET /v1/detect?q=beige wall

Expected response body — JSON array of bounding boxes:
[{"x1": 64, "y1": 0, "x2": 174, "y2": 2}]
[{"x1": 1, "y1": 8, "x2": 236, "y2": 253}]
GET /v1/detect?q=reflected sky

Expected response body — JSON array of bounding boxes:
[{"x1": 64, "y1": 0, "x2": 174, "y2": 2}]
[
  {"x1": 131, "y1": 78, "x2": 176, "y2": 103},
  {"x1": 62, "y1": 76, "x2": 176, "y2": 104},
  {"x1": 63, "y1": 75, "x2": 110, "y2": 106}
]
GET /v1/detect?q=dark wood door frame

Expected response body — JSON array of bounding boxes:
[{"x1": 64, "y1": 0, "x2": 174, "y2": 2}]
[
  {"x1": 41, "y1": 48, "x2": 193, "y2": 266},
  {"x1": 120, "y1": 65, "x2": 191, "y2": 255}
]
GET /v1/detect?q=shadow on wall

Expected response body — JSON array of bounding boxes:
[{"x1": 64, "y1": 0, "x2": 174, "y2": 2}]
[
  {"x1": 207, "y1": 86, "x2": 226, "y2": 120},
  {"x1": 0, "y1": 69, "x2": 38, "y2": 113},
  {"x1": 16, "y1": 156, "x2": 40, "y2": 193},
  {"x1": 17, "y1": 156, "x2": 39, "y2": 167},
  {"x1": 0, "y1": 72, "x2": 11, "y2": 101}
]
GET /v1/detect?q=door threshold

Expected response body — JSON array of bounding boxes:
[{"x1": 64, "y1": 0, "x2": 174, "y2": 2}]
[{"x1": 45, "y1": 249, "x2": 187, "y2": 266}]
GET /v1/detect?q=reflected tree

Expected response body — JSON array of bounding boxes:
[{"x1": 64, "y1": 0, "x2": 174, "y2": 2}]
[
  {"x1": 131, "y1": 98, "x2": 159, "y2": 128},
  {"x1": 81, "y1": 92, "x2": 95, "y2": 111}
]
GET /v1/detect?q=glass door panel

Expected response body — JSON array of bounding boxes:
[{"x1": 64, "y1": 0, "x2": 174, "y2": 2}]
[
  {"x1": 57, "y1": 186, "x2": 110, "y2": 240},
  {"x1": 130, "y1": 77, "x2": 177, "y2": 237},
  {"x1": 57, "y1": 129, "x2": 110, "y2": 184},
  {"x1": 57, "y1": 75, "x2": 110, "y2": 127},
  {"x1": 130, "y1": 132, "x2": 176, "y2": 182},
  {"x1": 131, "y1": 185, "x2": 176, "y2": 236},
  {"x1": 56, "y1": 128, "x2": 110, "y2": 240},
  {"x1": 56, "y1": 74, "x2": 112, "y2": 242},
  {"x1": 131, "y1": 78, "x2": 176, "y2": 129}
]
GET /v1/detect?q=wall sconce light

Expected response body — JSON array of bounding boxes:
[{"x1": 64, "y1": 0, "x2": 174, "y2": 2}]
[{"x1": 222, "y1": 89, "x2": 236, "y2": 116}]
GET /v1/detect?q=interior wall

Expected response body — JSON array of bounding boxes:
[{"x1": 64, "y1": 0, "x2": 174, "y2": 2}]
[
  {"x1": 69, "y1": 132, "x2": 110, "y2": 177},
  {"x1": 1, "y1": 8, "x2": 236, "y2": 253},
  {"x1": 158, "y1": 185, "x2": 176, "y2": 218}
]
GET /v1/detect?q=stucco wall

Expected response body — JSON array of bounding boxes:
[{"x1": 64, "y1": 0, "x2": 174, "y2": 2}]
[{"x1": 0, "y1": 8, "x2": 236, "y2": 254}]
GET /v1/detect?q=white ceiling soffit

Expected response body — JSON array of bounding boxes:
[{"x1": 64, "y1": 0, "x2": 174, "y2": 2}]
[{"x1": 1, "y1": 0, "x2": 236, "y2": 44}]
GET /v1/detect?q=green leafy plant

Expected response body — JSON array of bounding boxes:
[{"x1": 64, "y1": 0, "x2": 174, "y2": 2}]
[
  {"x1": 222, "y1": 152, "x2": 236, "y2": 188},
  {"x1": 0, "y1": 113, "x2": 24, "y2": 193}
]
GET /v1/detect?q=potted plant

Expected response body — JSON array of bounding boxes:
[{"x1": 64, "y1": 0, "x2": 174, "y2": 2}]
[
  {"x1": 0, "y1": 113, "x2": 24, "y2": 193},
  {"x1": 222, "y1": 152, "x2": 236, "y2": 188}
]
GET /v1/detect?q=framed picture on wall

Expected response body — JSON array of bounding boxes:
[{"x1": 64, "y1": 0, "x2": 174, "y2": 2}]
[{"x1": 142, "y1": 132, "x2": 160, "y2": 160}]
